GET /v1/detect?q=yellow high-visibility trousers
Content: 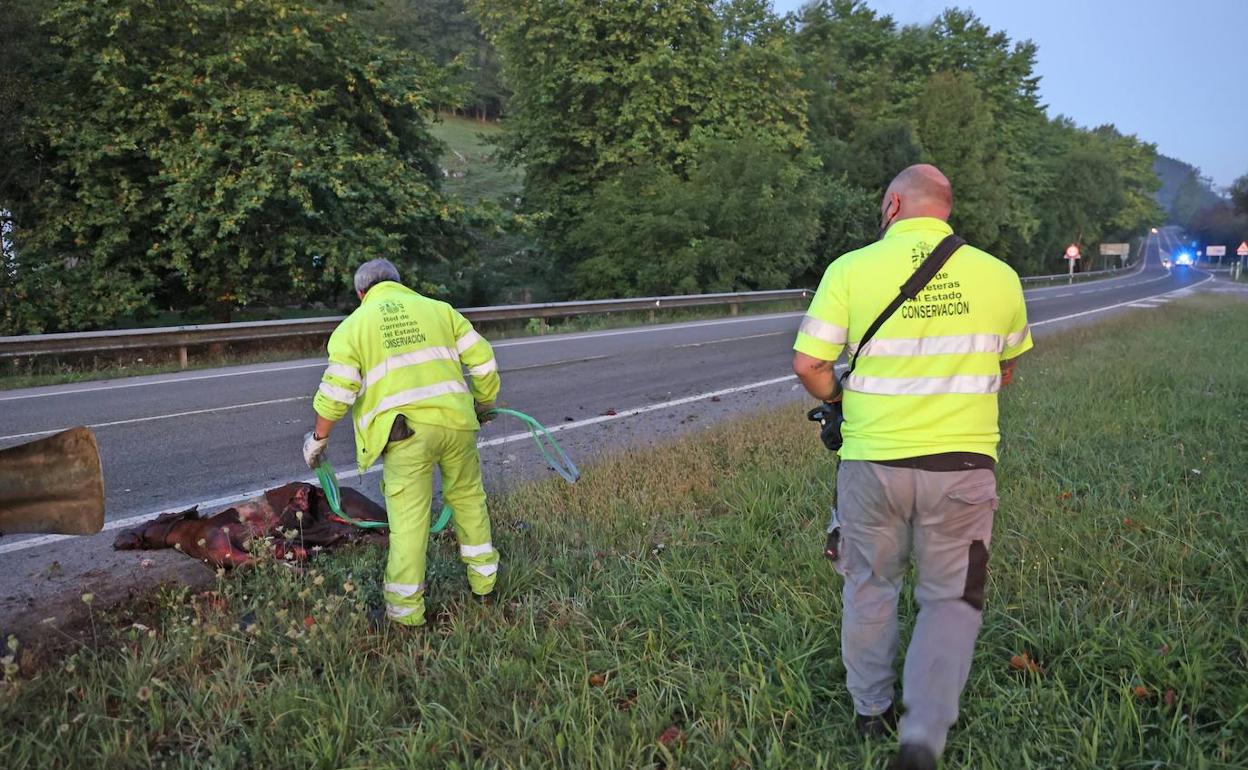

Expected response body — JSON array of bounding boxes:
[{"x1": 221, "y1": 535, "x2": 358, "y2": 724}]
[{"x1": 380, "y1": 423, "x2": 498, "y2": 626}]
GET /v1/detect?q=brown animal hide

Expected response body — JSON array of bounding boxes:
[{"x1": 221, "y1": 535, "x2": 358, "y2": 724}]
[{"x1": 114, "y1": 482, "x2": 387, "y2": 568}]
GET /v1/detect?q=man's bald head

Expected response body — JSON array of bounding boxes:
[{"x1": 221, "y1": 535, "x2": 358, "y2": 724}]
[{"x1": 879, "y1": 164, "x2": 953, "y2": 233}]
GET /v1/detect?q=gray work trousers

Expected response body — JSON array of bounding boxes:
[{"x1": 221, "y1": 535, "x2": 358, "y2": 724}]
[{"x1": 832, "y1": 460, "x2": 998, "y2": 756}]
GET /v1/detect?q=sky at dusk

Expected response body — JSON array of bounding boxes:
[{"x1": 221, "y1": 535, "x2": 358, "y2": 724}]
[{"x1": 772, "y1": 0, "x2": 1247, "y2": 191}]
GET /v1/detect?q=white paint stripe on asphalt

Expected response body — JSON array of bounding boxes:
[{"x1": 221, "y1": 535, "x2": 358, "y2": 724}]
[
  {"x1": 0, "y1": 252, "x2": 1171, "y2": 407},
  {"x1": 675, "y1": 331, "x2": 786, "y2": 349},
  {"x1": 1030, "y1": 273, "x2": 1213, "y2": 329},
  {"x1": 0, "y1": 374, "x2": 799, "y2": 555},
  {"x1": 1, "y1": 269, "x2": 1209, "y2": 446},
  {"x1": 0, "y1": 396, "x2": 312, "y2": 443},
  {"x1": 0, "y1": 313, "x2": 807, "y2": 402}
]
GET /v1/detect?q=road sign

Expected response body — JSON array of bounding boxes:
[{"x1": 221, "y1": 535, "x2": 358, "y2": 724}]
[
  {"x1": 1099, "y1": 243, "x2": 1130, "y2": 256},
  {"x1": 1237, "y1": 241, "x2": 1248, "y2": 257},
  {"x1": 1207, "y1": 245, "x2": 1226, "y2": 257},
  {"x1": 1065, "y1": 244, "x2": 1081, "y2": 260}
]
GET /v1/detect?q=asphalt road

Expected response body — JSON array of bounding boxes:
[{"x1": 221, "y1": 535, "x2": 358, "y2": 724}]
[{"x1": 0, "y1": 226, "x2": 1210, "y2": 546}]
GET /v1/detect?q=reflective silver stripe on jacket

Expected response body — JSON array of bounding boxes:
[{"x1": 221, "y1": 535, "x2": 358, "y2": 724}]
[
  {"x1": 1005, "y1": 326, "x2": 1030, "y2": 349},
  {"x1": 357, "y1": 380, "x2": 470, "y2": 431},
  {"x1": 324, "y1": 363, "x2": 361, "y2": 384},
  {"x1": 317, "y1": 382, "x2": 357, "y2": 405},
  {"x1": 386, "y1": 604, "x2": 419, "y2": 618},
  {"x1": 456, "y1": 330, "x2": 485, "y2": 354},
  {"x1": 361, "y1": 346, "x2": 458, "y2": 391},
  {"x1": 468, "y1": 359, "x2": 498, "y2": 376},
  {"x1": 471, "y1": 563, "x2": 499, "y2": 577},
  {"x1": 798, "y1": 315, "x2": 849, "y2": 345},
  {"x1": 384, "y1": 582, "x2": 426, "y2": 598},
  {"x1": 846, "y1": 373, "x2": 1001, "y2": 396},
  {"x1": 849, "y1": 333, "x2": 1005, "y2": 358}
]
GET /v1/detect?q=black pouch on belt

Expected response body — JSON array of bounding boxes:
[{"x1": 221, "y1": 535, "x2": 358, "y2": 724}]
[{"x1": 387, "y1": 415, "x2": 414, "y2": 444}]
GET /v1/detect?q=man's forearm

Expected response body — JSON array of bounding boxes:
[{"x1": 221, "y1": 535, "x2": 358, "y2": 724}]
[
  {"x1": 793, "y1": 353, "x2": 841, "y2": 402},
  {"x1": 314, "y1": 414, "x2": 336, "y2": 440}
]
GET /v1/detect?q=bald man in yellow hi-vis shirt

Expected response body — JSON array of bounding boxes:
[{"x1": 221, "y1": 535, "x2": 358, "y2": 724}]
[
  {"x1": 793, "y1": 165, "x2": 1032, "y2": 770},
  {"x1": 302, "y1": 259, "x2": 501, "y2": 628}
]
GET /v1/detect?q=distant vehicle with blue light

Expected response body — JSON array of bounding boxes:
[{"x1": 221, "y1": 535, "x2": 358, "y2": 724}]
[{"x1": 1174, "y1": 252, "x2": 1194, "y2": 267}]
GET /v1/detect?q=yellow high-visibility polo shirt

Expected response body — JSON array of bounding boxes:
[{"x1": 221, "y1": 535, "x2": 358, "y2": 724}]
[{"x1": 794, "y1": 217, "x2": 1032, "y2": 460}]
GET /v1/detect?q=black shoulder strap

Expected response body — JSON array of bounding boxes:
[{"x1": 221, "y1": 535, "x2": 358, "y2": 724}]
[{"x1": 843, "y1": 233, "x2": 966, "y2": 380}]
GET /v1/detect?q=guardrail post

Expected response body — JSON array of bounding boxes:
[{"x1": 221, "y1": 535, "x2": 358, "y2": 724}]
[
  {"x1": 729, "y1": 302, "x2": 740, "y2": 316},
  {"x1": 178, "y1": 346, "x2": 188, "y2": 370}
]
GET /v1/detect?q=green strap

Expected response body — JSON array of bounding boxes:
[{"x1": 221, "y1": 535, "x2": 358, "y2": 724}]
[{"x1": 314, "y1": 407, "x2": 577, "y2": 533}]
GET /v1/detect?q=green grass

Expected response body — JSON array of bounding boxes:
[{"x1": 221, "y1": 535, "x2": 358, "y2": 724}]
[
  {"x1": 3, "y1": 296, "x2": 1247, "y2": 768},
  {"x1": 429, "y1": 114, "x2": 523, "y2": 202}
]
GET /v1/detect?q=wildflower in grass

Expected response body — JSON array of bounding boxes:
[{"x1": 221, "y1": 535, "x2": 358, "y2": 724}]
[
  {"x1": 5, "y1": 635, "x2": 17, "y2": 654},
  {"x1": 58, "y1": 723, "x2": 69, "y2": 735},
  {"x1": 314, "y1": 575, "x2": 325, "y2": 586},
  {"x1": 137, "y1": 686, "x2": 152, "y2": 702},
  {"x1": 342, "y1": 581, "x2": 356, "y2": 594},
  {"x1": 81, "y1": 593, "x2": 94, "y2": 605}
]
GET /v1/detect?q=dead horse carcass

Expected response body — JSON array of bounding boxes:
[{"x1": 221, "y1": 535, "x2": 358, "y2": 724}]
[{"x1": 113, "y1": 482, "x2": 387, "y2": 568}]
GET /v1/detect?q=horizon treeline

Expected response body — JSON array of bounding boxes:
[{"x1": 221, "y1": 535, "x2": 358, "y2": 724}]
[{"x1": 2, "y1": 0, "x2": 1236, "y2": 334}]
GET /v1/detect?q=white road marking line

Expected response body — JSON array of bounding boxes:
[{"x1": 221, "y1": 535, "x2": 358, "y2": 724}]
[
  {"x1": 0, "y1": 396, "x2": 311, "y2": 443},
  {"x1": 0, "y1": 313, "x2": 806, "y2": 402},
  {"x1": 0, "y1": 362, "x2": 328, "y2": 403},
  {"x1": 0, "y1": 374, "x2": 799, "y2": 555},
  {"x1": 502, "y1": 354, "x2": 609, "y2": 373},
  {"x1": 675, "y1": 331, "x2": 787, "y2": 349},
  {"x1": 1031, "y1": 273, "x2": 1213, "y2": 329}
]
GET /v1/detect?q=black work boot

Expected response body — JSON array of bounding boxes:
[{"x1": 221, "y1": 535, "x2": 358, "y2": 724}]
[
  {"x1": 888, "y1": 743, "x2": 937, "y2": 770},
  {"x1": 854, "y1": 704, "x2": 897, "y2": 739}
]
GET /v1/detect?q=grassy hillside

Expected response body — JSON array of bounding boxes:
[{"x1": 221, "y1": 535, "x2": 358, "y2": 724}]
[
  {"x1": 429, "y1": 115, "x2": 523, "y2": 202},
  {"x1": 3, "y1": 295, "x2": 1246, "y2": 768}
]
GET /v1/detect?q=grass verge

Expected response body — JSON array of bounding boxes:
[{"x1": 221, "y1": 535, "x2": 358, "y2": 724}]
[{"x1": 2, "y1": 295, "x2": 1246, "y2": 768}]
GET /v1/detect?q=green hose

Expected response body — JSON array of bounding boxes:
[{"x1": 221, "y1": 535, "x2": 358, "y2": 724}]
[{"x1": 314, "y1": 408, "x2": 578, "y2": 533}]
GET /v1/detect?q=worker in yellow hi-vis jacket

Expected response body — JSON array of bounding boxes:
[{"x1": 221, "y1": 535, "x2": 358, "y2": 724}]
[{"x1": 301, "y1": 259, "x2": 501, "y2": 627}]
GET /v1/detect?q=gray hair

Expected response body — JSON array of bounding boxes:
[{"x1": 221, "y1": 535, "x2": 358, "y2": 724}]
[{"x1": 354, "y1": 259, "x2": 401, "y2": 294}]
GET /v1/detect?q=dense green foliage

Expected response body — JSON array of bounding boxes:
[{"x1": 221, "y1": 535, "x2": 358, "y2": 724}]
[
  {"x1": 472, "y1": 0, "x2": 812, "y2": 296},
  {"x1": 3, "y1": 296, "x2": 1246, "y2": 767},
  {"x1": 0, "y1": 0, "x2": 1184, "y2": 332},
  {"x1": 358, "y1": 0, "x2": 507, "y2": 120},
  {"x1": 1, "y1": 0, "x2": 466, "y2": 332}
]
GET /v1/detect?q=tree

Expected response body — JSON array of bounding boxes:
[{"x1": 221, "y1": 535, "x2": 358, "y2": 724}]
[
  {"x1": 359, "y1": 0, "x2": 507, "y2": 120},
  {"x1": 472, "y1": 0, "x2": 809, "y2": 292},
  {"x1": 1231, "y1": 174, "x2": 1248, "y2": 218},
  {"x1": 912, "y1": 70, "x2": 1011, "y2": 250},
  {"x1": 3, "y1": 0, "x2": 464, "y2": 333},
  {"x1": 568, "y1": 138, "x2": 821, "y2": 297}
]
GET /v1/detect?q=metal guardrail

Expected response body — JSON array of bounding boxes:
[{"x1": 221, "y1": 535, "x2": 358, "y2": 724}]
[
  {"x1": 1018, "y1": 259, "x2": 1138, "y2": 285},
  {"x1": 0, "y1": 288, "x2": 812, "y2": 365}
]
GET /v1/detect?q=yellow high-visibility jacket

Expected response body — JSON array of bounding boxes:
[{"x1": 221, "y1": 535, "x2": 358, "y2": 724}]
[
  {"x1": 794, "y1": 217, "x2": 1033, "y2": 461},
  {"x1": 313, "y1": 281, "x2": 500, "y2": 472}
]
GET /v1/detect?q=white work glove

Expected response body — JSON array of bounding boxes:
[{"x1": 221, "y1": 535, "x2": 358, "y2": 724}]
[{"x1": 302, "y1": 431, "x2": 329, "y2": 470}]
